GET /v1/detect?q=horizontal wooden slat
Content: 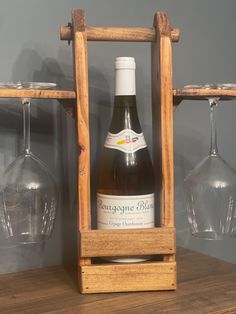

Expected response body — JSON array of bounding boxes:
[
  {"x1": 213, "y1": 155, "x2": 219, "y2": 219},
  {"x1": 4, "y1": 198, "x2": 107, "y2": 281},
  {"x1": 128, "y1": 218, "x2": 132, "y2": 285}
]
[
  {"x1": 81, "y1": 261, "x2": 176, "y2": 293},
  {"x1": 60, "y1": 26, "x2": 180, "y2": 42},
  {"x1": 80, "y1": 227, "x2": 176, "y2": 257},
  {"x1": 173, "y1": 88, "x2": 236, "y2": 107},
  {"x1": 0, "y1": 89, "x2": 76, "y2": 99}
]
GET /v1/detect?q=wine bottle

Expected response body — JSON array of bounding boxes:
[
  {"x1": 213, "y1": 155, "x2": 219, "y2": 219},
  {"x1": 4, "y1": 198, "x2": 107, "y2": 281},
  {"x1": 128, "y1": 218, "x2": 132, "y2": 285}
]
[{"x1": 96, "y1": 57, "x2": 155, "y2": 262}]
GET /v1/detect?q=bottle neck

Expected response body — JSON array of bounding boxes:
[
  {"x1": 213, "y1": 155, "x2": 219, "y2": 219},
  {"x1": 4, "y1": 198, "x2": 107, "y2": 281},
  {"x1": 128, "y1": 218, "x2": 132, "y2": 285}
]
[
  {"x1": 109, "y1": 67, "x2": 141, "y2": 133},
  {"x1": 115, "y1": 68, "x2": 136, "y2": 96}
]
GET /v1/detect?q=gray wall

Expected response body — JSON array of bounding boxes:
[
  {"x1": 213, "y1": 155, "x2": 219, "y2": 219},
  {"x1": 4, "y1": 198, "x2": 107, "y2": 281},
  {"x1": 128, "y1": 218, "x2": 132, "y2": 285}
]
[{"x1": 0, "y1": 0, "x2": 236, "y2": 273}]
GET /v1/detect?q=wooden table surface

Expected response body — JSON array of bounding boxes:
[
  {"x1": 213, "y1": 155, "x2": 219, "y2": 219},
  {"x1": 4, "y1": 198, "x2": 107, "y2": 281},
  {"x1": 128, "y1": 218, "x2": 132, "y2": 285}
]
[{"x1": 0, "y1": 247, "x2": 236, "y2": 314}]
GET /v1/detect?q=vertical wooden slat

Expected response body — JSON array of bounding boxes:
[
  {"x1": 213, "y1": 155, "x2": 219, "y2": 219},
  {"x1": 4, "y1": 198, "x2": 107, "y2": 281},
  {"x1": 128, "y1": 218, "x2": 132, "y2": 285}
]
[
  {"x1": 151, "y1": 12, "x2": 175, "y2": 262},
  {"x1": 72, "y1": 10, "x2": 91, "y2": 267}
]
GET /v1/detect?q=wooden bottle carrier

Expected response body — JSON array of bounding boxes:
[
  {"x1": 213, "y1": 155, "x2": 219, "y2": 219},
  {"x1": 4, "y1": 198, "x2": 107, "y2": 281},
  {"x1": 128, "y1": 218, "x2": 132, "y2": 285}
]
[
  {"x1": 60, "y1": 9, "x2": 179, "y2": 294},
  {"x1": 0, "y1": 8, "x2": 236, "y2": 296}
]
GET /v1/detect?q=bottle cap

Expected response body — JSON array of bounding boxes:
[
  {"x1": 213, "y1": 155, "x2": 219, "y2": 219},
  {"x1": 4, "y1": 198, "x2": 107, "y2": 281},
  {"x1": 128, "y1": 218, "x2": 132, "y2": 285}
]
[{"x1": 115, "y1": 57, "x2": 136, "y2": 70}]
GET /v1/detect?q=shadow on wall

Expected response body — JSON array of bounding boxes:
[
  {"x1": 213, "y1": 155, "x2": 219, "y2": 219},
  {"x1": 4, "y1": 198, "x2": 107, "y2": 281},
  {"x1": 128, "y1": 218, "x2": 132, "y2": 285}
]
[
  {"x1": 0, "y1": 48, "x2": 78, "y2": 274},
  {"x1": 174, "y1": 128, "x2": 208, "y2": 246}
]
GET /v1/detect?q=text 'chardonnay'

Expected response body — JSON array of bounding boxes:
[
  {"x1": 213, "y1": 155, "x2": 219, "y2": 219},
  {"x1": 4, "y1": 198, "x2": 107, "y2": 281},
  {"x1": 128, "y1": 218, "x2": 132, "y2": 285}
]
[{"x1": 96, "y1": 57, "x2": 155, "y2": 262}]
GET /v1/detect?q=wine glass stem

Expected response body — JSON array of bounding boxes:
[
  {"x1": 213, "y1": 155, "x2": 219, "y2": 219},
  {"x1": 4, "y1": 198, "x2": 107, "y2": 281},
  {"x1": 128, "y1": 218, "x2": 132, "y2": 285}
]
[
  {"x1": 22, "y1": 98, "x2": 31, "y2": 155},
  {"x1": 208, "y1": 98, "x2": 219, "y2": 156}
]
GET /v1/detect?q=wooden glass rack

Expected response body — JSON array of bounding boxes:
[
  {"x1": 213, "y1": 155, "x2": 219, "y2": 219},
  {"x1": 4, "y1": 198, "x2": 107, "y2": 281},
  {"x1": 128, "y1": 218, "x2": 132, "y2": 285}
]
[
  {"x1": 0, "y1": 89, "x2": 75, "y2": 99},
  {"x1": 0, "y1": 87, "x2": 235, "y2": 104},
  {"x1": 0, "y1": 89, "x2": 76, "y2": 115},
  {"x1": 174, "y1": 88, "x2": 236, "y2": 106},
  {"x1": 1, "y1": 86, "x2": 235, "y2": 104}
]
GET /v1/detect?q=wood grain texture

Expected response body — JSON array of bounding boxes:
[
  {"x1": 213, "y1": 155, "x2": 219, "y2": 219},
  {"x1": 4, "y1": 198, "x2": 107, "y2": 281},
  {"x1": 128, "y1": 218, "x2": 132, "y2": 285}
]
[
  {"x1": 173, "y1": 88, "x2": 236, "y2": 107},
  {"x1": 72, "y1": 9, "x2": 86, "y2": 32},
  {"x1": 152, "y1": 12, "x2": 175, "y2": 264},
  {"x1": 152, "y1": 12, "x2": 174, "y2": 229},
  {"x1": 60, "y1": 25, "x2": 180, "y2": 42},
  {"x1": 72, "y1": 10, "x2": 91, "y2": 267},
  {"x1": 80, "y1": 227, "x2": 176, "y2": 257},
  {"x1": 0, "y1": 89, "x2": 76, "y2": 99},
  {"x1": 81, "y1": 261, "x2": 176, "y2": 293},
  {"x1": 0, "y1": 248, "x2": 236, "y2": 313}
]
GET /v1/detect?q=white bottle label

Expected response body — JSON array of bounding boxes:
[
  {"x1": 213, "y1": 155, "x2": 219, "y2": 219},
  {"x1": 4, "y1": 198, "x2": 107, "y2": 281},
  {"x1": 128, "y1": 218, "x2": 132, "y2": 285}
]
[
  {"x1": 97, "y1": 193, "x2": 155, "y2": 229},
  {"x1": 104, "y1": 129, "x2": 147, "y2": 153}
]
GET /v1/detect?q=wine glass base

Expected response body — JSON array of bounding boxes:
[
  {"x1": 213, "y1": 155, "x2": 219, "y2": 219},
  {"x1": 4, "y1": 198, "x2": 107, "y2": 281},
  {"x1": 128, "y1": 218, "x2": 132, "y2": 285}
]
[{"x1": 192, "y1": 231, "x2": 235, "y2": 240}]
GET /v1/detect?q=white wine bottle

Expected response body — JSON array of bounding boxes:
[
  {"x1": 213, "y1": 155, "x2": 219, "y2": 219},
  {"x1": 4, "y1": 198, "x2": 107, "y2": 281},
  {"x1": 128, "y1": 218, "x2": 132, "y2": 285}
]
[{"x1": 96, "y1": 57, "x2": 155, "y2": 262}]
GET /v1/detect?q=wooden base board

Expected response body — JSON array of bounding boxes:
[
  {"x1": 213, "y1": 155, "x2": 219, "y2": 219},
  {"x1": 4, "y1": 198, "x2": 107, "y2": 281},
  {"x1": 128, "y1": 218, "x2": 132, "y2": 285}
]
[
  {"x1": 80, "y1": 261, "x2": 176, "y2": 293},
  {"x1": 80, "y1": 227, "x2": 176, "y2": 258}
]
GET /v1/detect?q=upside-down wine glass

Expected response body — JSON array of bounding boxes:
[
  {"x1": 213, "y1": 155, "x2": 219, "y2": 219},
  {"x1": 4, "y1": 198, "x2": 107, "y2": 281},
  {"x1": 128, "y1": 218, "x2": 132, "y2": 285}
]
[
  {"x1": 0, "y1": 82, "x2": 58, "y2": 244},
  {"x1": 184, "y1": 84, "x2": 236, "y2": 240}
]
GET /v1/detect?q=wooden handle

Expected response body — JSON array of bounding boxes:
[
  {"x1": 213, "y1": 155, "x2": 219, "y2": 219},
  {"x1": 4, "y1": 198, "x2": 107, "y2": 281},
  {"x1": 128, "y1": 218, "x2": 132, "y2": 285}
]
[{"x1": 60, "y1": 25, "x2": 180, "y2": 42}]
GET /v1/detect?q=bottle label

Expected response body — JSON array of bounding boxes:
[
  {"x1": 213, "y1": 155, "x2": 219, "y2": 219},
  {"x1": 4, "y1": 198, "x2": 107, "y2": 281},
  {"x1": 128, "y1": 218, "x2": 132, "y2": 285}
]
[
  {"x1": 104, "y1": 129, "x2": 147, "y2": 153},
  {"x1": 97, "y1": 193, "x2": 155, "y2": 229}
]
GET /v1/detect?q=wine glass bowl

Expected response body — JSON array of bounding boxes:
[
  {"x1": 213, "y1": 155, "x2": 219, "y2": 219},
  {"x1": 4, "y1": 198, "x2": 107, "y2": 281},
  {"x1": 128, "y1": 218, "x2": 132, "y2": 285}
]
[
  {"x1": 3, "y1": 154, "x2": 57, "y2": 244},
  {"x1": 185, "y1": 153, "x2": 236, "y2": 239},
  {"x1": 0, "y1": 82, "x2": 58, "y2": 244},
  {"x1": 184, "y1": 84, "x2": 236, "y2": 240}
]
